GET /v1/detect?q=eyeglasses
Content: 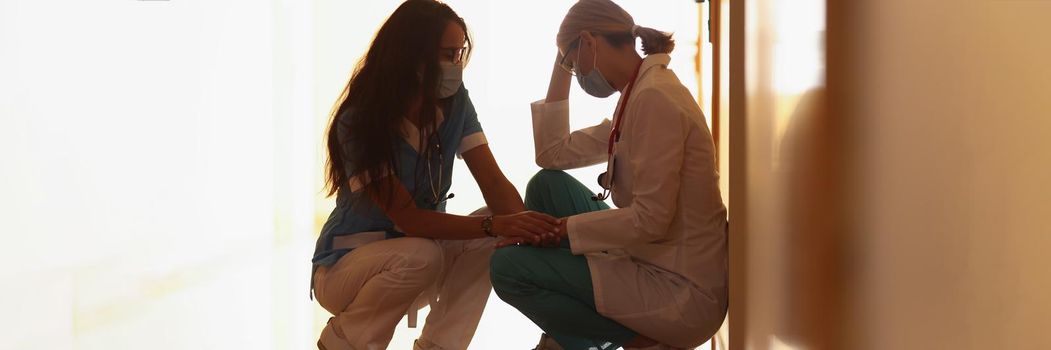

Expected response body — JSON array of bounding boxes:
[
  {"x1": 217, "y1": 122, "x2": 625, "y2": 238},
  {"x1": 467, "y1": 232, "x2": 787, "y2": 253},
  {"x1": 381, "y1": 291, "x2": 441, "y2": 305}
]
[
  {"x1": 558, "y1": 39, "x2": 582, "y2": 76},
  {"x1": 426, "y1": 132, "x2": 454, "y2": 205},
  {"x1": 440, "y1": 47, "x2": 467, "y2": 65}
]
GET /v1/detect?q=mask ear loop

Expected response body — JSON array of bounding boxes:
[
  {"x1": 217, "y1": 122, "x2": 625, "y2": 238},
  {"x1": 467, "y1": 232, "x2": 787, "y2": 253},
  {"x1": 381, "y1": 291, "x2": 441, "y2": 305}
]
[
  {"x1": 591, "y1": 38, "x2": 598, "y2": 73},
  {"x1": 576, "y1": 35, "x2": 598, "y2": 76},
  {"x1": 576, "y1": 38, "x2": 584, "y2": 75}
]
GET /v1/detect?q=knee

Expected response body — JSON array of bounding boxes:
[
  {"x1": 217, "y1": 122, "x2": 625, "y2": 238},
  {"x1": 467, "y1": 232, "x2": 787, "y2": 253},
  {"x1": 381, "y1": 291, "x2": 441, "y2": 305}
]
[
  {"x1": 525, "y1": 169, "x2": 571, "y2": 202},
  {"x1": 489, "y1": 248, "x2": 513, "y2": 284},
  {"x1": 527, "y1": 169, "x2": 571, "y2": 192},
  {"x1": 397, "y1": 238, "x2": 444, "y2": 282},
  {"x1": 489, "y1": 247, "x2": 534, "y2": 297}
]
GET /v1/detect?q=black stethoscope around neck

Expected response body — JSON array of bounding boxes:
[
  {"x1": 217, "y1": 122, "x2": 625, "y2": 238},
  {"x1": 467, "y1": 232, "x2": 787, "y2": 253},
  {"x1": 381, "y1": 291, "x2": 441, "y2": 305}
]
[{"x1": 426, "y1": 132, "x2": 454, "y2": 205}]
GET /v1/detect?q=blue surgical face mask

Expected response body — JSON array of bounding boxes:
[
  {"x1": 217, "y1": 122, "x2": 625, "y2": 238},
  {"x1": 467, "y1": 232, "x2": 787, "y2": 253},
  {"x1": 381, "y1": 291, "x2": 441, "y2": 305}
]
[{"x1": 575, "y1": 42, "x2": 617, "y2": 98}]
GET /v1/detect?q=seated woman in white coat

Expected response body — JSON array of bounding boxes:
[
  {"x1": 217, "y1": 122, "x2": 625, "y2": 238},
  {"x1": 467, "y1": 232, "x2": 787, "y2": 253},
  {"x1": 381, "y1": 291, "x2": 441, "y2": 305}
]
[{"x1": 489, "y1": 0, "x2": 729, "y2": 349}]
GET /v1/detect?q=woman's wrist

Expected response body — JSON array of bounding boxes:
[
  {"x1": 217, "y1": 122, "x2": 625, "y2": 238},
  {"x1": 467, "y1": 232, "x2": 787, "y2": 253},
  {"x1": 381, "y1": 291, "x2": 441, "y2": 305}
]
[
  {"x1": 546, "y1": 55, "x2": 572, "y2": 102},
  {"x1": 481, "y1": 215, "x2": 496, "y2": 237}
]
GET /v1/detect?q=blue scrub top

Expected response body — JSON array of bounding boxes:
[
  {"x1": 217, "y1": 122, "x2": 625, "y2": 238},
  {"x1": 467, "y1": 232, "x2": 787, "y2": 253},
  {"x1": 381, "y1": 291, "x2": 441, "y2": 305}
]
[{"x1": 311, "y1": 84, "x2": 484, "y2": 272}]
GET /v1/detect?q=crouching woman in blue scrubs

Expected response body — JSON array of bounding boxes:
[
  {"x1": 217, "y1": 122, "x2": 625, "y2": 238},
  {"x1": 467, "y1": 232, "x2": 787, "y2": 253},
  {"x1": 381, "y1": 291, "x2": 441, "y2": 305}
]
[
  {"x1": 311, "y1": 2, "x2": 561, "y2": 350},
  {"x1": 489, "y1": 0, "x2": 729, "y2": 349}
]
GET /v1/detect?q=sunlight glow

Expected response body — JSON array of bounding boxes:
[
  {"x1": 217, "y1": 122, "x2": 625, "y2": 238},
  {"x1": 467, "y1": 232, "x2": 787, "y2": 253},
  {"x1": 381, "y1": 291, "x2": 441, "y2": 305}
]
[{"x1": 0, "y1": 1, "x2": 707, "y2": 349}]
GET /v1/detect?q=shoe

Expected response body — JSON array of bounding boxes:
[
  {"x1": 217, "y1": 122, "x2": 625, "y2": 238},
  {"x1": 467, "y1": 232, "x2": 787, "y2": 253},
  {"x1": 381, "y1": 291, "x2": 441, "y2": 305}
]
[
  {"x1": 533, "y1": 333, "x2": 564, "y2": 350},
  {"x1": 318, "y1": 317, "x2": 353, "y2": 350}
]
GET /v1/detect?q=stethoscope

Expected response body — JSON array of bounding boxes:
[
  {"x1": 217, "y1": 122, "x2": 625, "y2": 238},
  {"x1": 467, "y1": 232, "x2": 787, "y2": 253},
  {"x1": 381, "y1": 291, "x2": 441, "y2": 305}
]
[
  {"x1": 592, "y1": 60, "x2": 645, "y2": 202},
  {"x1": 426, "y1": 132, "x2": 455, "y2": 205}
]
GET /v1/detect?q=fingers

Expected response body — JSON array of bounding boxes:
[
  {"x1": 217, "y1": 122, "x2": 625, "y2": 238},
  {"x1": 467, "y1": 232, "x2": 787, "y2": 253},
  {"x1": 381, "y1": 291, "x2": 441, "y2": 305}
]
[
  {"x1": 523, "y1": 215, "x2": 563, "y2": 242},
  {"x1": 520, "y1": 211, "x2": 561, "y2": 234},
  {"x1": 520, "y1": 216, "x2": 558, "y2": 238},
  {"x1": 526, "y1": 211, "x2": 562, "y2": 226},
  {"x1": 522, "y1": 212, "x2": 562, "y2": 243},
  {"x1": 505, "y1": 212, "x2": 552, "y2": 237},
  {"x1": 508, "y1": 227, "x2": 542, "y2": 245},
  {"x1": 492, "y1": 212, "x2": 564, "y2": 246},
  {"x1": 493, "y1": 215, "x2": 535, "y2": 241},
  {"x1": 539, "y1": 234, "x2": 561, "y2": 248},
  {"x1": 495, "y1": 237, "x2": 527, "y2": 248},
  {"x1": 512, "y1": 222, "x2": 559, "y2": 247}
]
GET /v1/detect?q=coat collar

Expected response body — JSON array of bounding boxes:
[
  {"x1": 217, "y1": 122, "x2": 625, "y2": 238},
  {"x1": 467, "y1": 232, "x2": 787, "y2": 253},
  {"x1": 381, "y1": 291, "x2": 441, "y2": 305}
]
[{"x1": 621, "y1": 54, "x2": 671, "y2": 93}]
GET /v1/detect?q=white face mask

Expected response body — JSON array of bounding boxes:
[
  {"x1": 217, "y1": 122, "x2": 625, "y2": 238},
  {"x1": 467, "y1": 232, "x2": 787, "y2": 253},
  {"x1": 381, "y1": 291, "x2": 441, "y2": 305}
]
[{"x1": 438, "y1": 62, "x2": 463, "y2": 98}]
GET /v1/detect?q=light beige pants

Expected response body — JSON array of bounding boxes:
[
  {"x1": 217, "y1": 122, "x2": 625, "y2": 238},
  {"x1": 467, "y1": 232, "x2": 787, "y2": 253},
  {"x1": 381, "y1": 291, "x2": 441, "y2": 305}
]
[{"x1": 314, "y1": 236, "x2": 497, "y2": 350}]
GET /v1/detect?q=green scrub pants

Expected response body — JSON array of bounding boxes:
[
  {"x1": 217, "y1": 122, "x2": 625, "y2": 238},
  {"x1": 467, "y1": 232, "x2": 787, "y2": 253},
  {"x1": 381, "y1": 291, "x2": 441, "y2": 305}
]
[{"x1": 490, "y1": 169, "x2": 638, "y2": 350}]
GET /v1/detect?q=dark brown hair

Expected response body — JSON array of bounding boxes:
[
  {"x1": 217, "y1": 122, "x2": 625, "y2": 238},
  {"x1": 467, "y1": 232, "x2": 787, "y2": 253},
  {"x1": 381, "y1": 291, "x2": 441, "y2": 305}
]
[{"x1": 324, "y1": 0, "x2": 472, "y2": 205}]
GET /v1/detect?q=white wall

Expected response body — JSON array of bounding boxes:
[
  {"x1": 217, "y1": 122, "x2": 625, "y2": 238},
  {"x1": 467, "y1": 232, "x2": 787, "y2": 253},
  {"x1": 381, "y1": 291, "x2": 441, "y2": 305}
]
[{"x1": 0, "y1": 0, "x2": 314, "y2": 349}]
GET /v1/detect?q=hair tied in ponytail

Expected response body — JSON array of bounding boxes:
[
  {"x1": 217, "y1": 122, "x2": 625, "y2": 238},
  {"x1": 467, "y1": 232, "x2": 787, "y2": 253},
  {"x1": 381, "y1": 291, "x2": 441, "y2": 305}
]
[{"x1": 634, "y1": 25, "x2": 676, "y2": 55}]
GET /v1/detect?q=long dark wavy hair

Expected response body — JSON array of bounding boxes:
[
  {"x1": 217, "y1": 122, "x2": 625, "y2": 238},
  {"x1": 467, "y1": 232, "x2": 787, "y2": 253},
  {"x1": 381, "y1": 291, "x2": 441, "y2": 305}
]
[{"x1": 324, "y1": 0, "x2": 472, "y2": 206}]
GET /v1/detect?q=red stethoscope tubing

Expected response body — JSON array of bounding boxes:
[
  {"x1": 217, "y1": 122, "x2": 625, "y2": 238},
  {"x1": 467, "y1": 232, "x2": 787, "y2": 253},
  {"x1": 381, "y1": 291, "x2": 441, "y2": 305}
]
[
  {"x1": 607, "y1": 60, "x2": 645, "y2": 158},
  {"x1": 594, "y1": 60, "x2": 645, "y2": 202}
]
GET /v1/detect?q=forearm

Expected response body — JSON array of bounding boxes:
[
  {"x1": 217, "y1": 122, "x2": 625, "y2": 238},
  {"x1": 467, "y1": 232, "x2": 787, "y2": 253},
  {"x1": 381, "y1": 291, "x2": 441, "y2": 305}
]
[
  {"x1": 399, "y1": 209, "x2": 489, "y2": 240},
  {"x1": 546, "y1": 60, "x2": 572, "y2": 103},
  {"x1": 531, "y1": 101, "x2": 611, "y2": 170},
  {"x1": 481, "y1": 179, "x2": 526, "y2": 215}
]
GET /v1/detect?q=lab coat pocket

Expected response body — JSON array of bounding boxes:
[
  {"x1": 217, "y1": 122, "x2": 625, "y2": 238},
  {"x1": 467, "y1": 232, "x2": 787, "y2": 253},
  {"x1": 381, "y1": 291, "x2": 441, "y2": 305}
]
[{"x1": 598, "y1": 259, "x2": 683, "y2": 319}]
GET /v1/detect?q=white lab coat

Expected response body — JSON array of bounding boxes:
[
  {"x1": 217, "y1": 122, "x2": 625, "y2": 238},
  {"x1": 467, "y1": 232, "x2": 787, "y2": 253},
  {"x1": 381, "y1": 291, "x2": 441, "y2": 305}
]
[{"x1": 530, "y1": 54, "x2": 728, "y2": 348}]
